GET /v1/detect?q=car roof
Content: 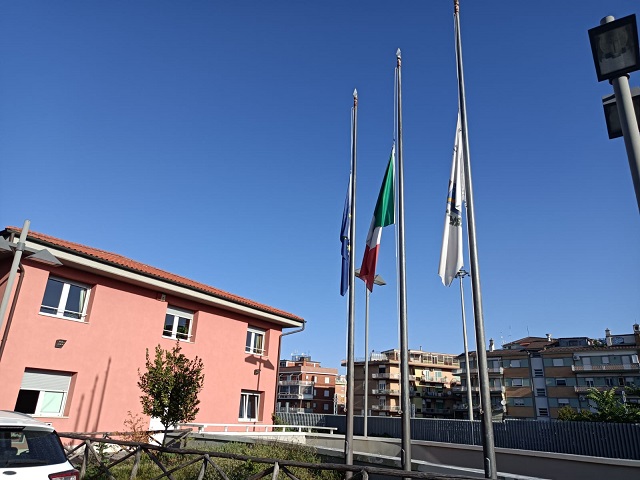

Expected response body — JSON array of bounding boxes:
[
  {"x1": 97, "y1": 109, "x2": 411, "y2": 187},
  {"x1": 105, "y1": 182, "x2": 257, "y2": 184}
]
[{"x1": 0, "y1": 410, "x2": 54, "y2": 430}]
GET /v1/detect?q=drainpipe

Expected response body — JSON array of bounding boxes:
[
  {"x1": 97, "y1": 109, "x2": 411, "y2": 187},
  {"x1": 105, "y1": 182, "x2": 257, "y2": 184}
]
[
  {"x1": 273, "y1": 320, "x2": 306, "y2": 421},
  {"x1": 0, "y1": 264, "x2": 25, "y2": 362}
]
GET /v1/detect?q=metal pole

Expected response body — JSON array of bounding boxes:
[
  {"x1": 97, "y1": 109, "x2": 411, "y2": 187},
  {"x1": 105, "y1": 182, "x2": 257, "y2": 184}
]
[
  {"x1": 457, "y1": 270, "x2": 474, "y2": 421},
  {"x1": 454, "y1": 2, "x2": 497, "y2": 477},
  {"x1": 601, "y1": 17, "x2": 640, "y2": 213},
  {"x1": 364, "y1": 285, "x2": 370, "y2": 437},
  {"x1": 395, "y1": 48, "x2": 412, "y2": 474},
  {"x1": 344, "y1": 89, "x2": 358, "y2": 476},
  {"x1": 0, "y1": 220, "x2": 30, "y2": 337}
]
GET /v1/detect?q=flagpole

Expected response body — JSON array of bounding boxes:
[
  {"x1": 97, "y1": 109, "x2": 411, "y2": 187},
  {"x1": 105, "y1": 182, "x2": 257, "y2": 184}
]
[
  {"x1": 344, "y1": 89, "x2": 358, "y2": 476},
  {"x1": 395, "y1": 48, "x2": 412, "y2": 475},
  {"x1": 456, "y1": 269, "x2": 474, "y2": 421},
  {"x1": 454, "y1": 1, "x2": 497, "y2": 478}
]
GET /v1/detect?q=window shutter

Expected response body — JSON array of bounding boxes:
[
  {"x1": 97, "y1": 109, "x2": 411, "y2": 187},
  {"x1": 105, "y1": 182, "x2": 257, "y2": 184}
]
[{"x1": 21, "y1": 370, "x2": 72, "y2": 391}]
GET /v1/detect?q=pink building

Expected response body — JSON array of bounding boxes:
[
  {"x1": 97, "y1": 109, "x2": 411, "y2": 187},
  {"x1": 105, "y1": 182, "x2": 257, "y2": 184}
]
[{"x1": 0, "y1": 226, "x2": 304, "y2": 433}]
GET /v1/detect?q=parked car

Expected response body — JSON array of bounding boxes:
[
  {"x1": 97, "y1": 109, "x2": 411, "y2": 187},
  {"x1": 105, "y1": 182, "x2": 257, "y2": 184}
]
[{"x1": 0, "y1": 410, "x2": 79, "y2": 479}]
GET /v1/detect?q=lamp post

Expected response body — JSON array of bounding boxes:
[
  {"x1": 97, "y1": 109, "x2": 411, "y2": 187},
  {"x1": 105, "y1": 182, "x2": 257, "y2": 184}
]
[
  {"x1": 589, "y1": 14, "x2": 640, "y2": 213},
  {"x1": 455, "y1": 269, "x2": 474, "y2": 422},
  {"x1": 0, "y1": 220, "x2": 62, "y2": 360},
  {"x1": 356, "y1": 269, "x2": 386, "y2": 437}
]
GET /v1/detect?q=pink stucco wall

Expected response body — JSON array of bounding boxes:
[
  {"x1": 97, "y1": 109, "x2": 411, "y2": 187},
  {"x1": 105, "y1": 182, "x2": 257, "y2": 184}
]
[{"x1": 0, "y1": 260, "x2": 283, "y2": 433}]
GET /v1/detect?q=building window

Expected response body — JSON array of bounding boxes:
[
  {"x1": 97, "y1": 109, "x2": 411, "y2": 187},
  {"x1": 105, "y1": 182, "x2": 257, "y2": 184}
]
[
  {"x1": 325, "y1": 377, "x2": 330, "y2": 384},
  {"x1": 323, "y1": 404, "x2": 329, "y2": 411},
  {"x1": 602, "y1": 356, "x2": 610, "y2": 364},
  {"x1": 14, "y1": 369, "x2": 73, "y2": 417},
  {"x1": 245, "y1": 327, "x2": 265, "y2": 355},
  {"x1": 239, "y1": 391, "x2": 260, "y2": 421},
  {"x1": 163, "y1": 306, "x2": 194, "y2": 341},
  {"x1": 511, "y1": 378, "x2": 523, "y2": 387},
  {"x1": 510, "y1": 360, "x2": 521, "y2": 368},
  {"x1": 324, "y1": 390, "x2": 330, "y2": 397},
  {"x1": 558, "y1": 399, "x2": 570, "y2": 406},
  {"x1": 556, "y1": 378, "x2": 567, "y2": 386},
  {"x1": 605, "y1": 377, "x2": 614, "y2": 387},
  {"x1": 552, "y1": 358, "x2": 564, "y2": 367},
  {"x1": 513, "y1": 398, "x2": 525, "y2": 406},
  {"x1": 586, "y1": 378, "x2": 594, "y2": 387},
  {"x1": 40, "y1": 277, "x2": 90, "y2": 321}
]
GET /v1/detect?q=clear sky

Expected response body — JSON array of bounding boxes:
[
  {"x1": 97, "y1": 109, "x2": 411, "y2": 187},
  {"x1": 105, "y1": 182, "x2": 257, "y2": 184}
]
[{"x1": 1, "y1": 1, "x2": 639, "y2": 373}]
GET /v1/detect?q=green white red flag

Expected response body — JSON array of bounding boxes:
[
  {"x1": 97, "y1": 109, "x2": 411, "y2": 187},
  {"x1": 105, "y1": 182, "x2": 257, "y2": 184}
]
[{"x1": 359, "y1": 145, "x2": 395, "y2": 292}]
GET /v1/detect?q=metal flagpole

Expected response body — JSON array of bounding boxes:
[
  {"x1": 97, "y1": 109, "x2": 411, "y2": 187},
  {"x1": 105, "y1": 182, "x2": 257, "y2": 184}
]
[
  {"x1": 395, "y1": 48, "x2": 412, "y2": 475},
  {"x1": 456, "y1": 269, "x2": 474, "y2": 421},
  {"x1": 364, "y1": 284, "x2": 370, "y2": 437},
  {"x1": 453, "y1": 1, "x2": 497, "y2": 478},
  {"x1": 344, "y1": 89, "x2": 358, "y2": 477}
]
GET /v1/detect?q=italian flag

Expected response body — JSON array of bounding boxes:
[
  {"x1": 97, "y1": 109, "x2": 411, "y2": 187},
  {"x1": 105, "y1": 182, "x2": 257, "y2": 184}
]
[{"x1": 359, "y1": 145, "x2": 395, "y2": 291}]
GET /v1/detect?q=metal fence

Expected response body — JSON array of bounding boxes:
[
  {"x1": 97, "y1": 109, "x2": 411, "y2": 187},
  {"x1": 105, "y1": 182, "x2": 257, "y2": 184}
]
[{"x1": 275, "y1": 413, "x2": 640, "y2": 460}]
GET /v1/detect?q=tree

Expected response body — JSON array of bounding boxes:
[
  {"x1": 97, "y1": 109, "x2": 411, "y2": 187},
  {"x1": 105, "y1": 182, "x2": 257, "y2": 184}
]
[
  {"x1": 138, "y1": 343, "x2": 205, "y2": 444},
  {"x1": 557, "y1": 387, "x2": 640, "y2": 423}
]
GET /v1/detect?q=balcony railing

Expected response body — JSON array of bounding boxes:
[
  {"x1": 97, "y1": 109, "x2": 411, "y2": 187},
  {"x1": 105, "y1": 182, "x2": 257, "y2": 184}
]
[
  {"x1": 370, "y1": 405, "x2": 402, "y2": 412},
  {"x1": 277, "y1": 393, "x2": 313, "y2": 400},
  {"x1": 371, "y1": 389, "x2": 401, "y2": 395},
  {"x1": 421, "y1": 376, "x2": 447, "y2": 384},
  {"x1": 421, "y1": 390, "x2": 446, "y2": 398},
  {"x1": 421, "y1": 408, "x2": 451, "y2": 415},
  {"x1": 275, "y1": 407, "x2": 313, "y2": 414},
  {"x1": 453, "y1": 367, "x2": 504, "y2": 375},
  {"x1": 452, "y1": 386, "x2": 505, "y2": 393},
  {"x1": 278, "y1": 380, "x2": 314, "y2": 386},
  {"x1": 572, "y1": 363, "x2": 640, "y2": 372},
  {"x1": 574, "y1": 386, "x2": 630, "y2": 393},
  {"x1": 371, "y1": 373, "x2": 400, "y2": 379}
]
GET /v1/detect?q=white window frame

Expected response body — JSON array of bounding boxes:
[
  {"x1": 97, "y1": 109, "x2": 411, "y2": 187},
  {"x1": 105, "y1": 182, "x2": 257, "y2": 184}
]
[
  {"x1": 239, "y1": 391, "x2": 260, "y2": 421},
  {"x1": 162, "y1": 306, "x2": 194, "y2": 341},
  {"x1": 245, "y1": 327, "x2": 266, "y2": 355},
  {"x1": 16, "y1": 370, "x2": 73, "y2": 417},
  {"x1": 325, "y1": 377, "x2": 330, "y2": 384},
  {"x1": 39, "y1": 276, "x2": 91, "y2": 322}
]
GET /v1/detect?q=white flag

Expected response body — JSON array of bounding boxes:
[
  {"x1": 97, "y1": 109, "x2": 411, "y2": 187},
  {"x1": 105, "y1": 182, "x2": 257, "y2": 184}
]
[{"x1": 438, "y1": 114, "x2": 465, "y2": 286}]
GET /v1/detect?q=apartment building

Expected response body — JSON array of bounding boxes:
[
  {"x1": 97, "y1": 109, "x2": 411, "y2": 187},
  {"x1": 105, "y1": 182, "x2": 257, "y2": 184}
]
[
  {"x1": 455, "y1": 326, "x2": 640, "y2": 420},
  {"x1": 276, "y1": 354, "x2": 342, "y2": 414},
  {"x1": 347, "y1": 348, "x2": 460, "y2": 418},
  {"x1": 0, "y1": 227, "x2": 304, "y2": 432}
]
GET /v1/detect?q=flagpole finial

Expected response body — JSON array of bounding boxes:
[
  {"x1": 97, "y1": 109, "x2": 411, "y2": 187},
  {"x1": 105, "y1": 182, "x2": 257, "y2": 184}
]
[
  {"x1": 454, "y1": 0, "x2": 459, "y2": 14},
  {"x1": 353, "y1": 89, "x2": 358, "y2": 106},
  {"x1": 396, "y1": 48, "x2": 401, "y2": 67}
]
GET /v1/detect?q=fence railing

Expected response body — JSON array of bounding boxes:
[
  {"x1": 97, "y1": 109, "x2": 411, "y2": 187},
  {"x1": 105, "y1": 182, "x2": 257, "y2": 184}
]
[
  {"x1": 275, "y1": 413, "x2": 640, "y2": 460},
  {"x1": 58, "y1": 432, "x2": 476, "y2": 480}
]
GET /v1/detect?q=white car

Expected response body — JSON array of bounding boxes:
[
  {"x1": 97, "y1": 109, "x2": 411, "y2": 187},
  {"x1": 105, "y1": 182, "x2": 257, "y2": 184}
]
[{"x1": 0, "y1": 410, "x2": 79, "y2": 479}]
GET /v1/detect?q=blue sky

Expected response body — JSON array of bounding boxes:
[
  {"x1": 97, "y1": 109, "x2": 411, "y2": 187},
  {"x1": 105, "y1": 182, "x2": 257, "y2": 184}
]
[{"x1": 1, "y1": 1, "x2": 639, "y2": 373}]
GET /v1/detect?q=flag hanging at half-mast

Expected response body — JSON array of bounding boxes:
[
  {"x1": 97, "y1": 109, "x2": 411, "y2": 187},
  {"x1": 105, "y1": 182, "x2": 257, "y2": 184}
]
[
  {"x1": 359, "y1": 145, "x2": 395, "y2": 292},
  {"x1": 340, "y1": 174, "x2": 352, "y2": 296},
  {"x1": 438, "y1": 113, "x2": 465, "y2": 287}
]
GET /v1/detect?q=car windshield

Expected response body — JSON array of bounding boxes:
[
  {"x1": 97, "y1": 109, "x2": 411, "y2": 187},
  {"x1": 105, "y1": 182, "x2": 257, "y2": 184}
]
[{"x1": 0, "y1": 428, "x2": 67, "y2": 468}]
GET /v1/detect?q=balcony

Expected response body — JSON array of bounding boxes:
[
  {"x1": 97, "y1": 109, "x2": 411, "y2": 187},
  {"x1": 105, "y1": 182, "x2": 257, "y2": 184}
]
[
  {"x1": 372, "y1": 389, "x2": 400, "y2": 396},
  {"x1": 278, "y1": 380, "x2": 315, "y2": 386},
  {"x1": 277, "y1": 393, "x2": 313, "y2": 400},
  {"x1": 422, "y1": 408, "x2": 451, "y2": 415},
  {"x1": 453, "y1": 367, "x2": 504, "y2": 375},
  {"x1": 452, "y1": 386, "x2": 505, "y2": 394},
  {"x1": 572, "y1": 363, "x2": 640, "y2": 372},
  {"x1": 371, "y1": 405, "x2": 402, "y2": 412},
  {"x1": 275, "y1": 407, "x2": 313, "y2": 414},
  {"x1": 421, "y1": 376, "x2": 447, "y2": 384},
  {"x1": 372, "y1": 373, "x2": 401, "y2": 379},
  {"x1": 574, "y1": 386, "x2": 630, "y2": 393},
  {"x1": 421, "y1": 390, "x2": 446, "y2": 398}
]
